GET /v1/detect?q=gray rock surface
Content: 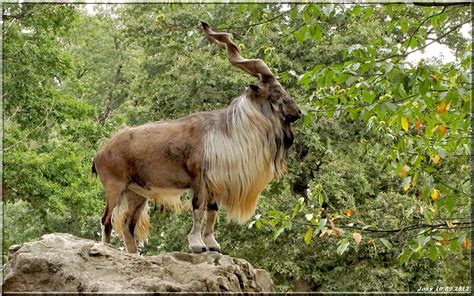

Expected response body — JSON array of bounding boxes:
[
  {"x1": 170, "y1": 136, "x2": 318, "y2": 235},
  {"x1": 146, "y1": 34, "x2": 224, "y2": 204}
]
[{"x1": 3, "y1": 233, "x2": 274, "y2": 292}]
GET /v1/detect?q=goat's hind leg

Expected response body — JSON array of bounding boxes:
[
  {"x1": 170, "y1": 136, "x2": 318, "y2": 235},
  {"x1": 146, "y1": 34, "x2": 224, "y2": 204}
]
[
  {"x1": 203, "y1": 202, "x2": 221, "y2": 253},
  {"x1": 113, "y1": 189, "x2": 149, "y2": 253},
  {"x1": 101, "y1": 181, "x2": 125, "y2": 244},
  {"x1": 101, "y1": 206, "x2": 113, "y2": 244}
]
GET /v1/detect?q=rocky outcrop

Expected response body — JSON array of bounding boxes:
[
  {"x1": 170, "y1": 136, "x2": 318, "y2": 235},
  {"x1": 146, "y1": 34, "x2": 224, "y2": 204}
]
[{"x1": 3, "y1": 233, "x2": 274, "y2": 292}]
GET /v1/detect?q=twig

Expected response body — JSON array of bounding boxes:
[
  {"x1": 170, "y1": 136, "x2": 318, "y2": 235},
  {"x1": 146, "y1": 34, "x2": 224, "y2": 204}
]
[
  {"x1": 291, "y1": 219, "x2": 473, "y2": 233},
  {"x1": 5, "y1": 106, "x2": 22, "y2": 122},
  {"x1": 412, "y1": 2, "x2": 471, "y2": 7},
  {"x1": 4, "y1": 100, "x2": 56, "y2": 152},
  {"x1": 401, "y1": 7, "x2": 447, "y2": 56},
  {"x1": 436, "y1": 179, "x2": 470, "y2": 197},
  {"x1": 376, "y1": 21, "x2": 469, "y2": 62},
  {"x1": 289, "y1": 22, "x2": 306, "y2": 36},
  {"x1": 218, "y1": 6, "x2": 297, "y2": 31},
  {"x1": 338, "y1": 221, "x2": 473, "y2": 233}
]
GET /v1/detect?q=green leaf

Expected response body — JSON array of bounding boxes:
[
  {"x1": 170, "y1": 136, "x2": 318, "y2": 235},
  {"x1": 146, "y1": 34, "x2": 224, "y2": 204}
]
[
  {"x1": 380, "y1": 238, "x2": 392, "y2": 249},
  {"x1": 400, "y1": 20, "x2": 409, "y2": 33},
  {"x1": 360, "y1": 62, "x2": 373, "y2": 74},
  {"x1": 445, "y1": 195, "x2": 455, "y2": 213},
  {"x1": 310, "y1": 64, "x2": 324, "y2": 75},
  {"x1": 449, "y1": 239, "x2": 458, "y2": 251},
  {"x1": 399, "y1": 248, "x2": 412, "y2": 264},
  {"x1": 418, "y1": 235, "x2": 431, "y2": 247},
  {"x1": 428, "y1": 246, "x2": 438, "y2": 261},
  {"x1": 419, "y1": 79, "x2": 430, "y2": 96},
  {"x1": 294, "y1": 26, "x2": 307, "y2": 43},
  {"x1": 365, "y1": 6, "x2": 374, "y2": 17},
  {"x1": 269, "y1": 218, "x2": 279, "y2": 227},
  {"x1": 385, "y1": 102, "x2": 398, "y2": 112},
  {"x1": 336, "y1": 73, "x2": 350, "y2": 84},
  {"x1": 424, "y1": 208, "x2": 433, "y2": 223},
  {"x1": 457, "y1": 234, "x2": 467, "y2": 247},
  {"x1": 310, "y1": 24, "x2": 323, "y2": 42},
  {"x1": 303, "y1": 112, "x2": 313, "y2": 127},
  {"x1": 335, "y1": 14, "x2": 345, "y2": 26},
  {"x1": 324, "y1": 69, "x2": 335, "y2": 85},
  {"x1": 362, "y1": 90, "x2": 375, "y2": 104},
  {"x1": 352, "y1": 5, "x2": 362, "y2": 17},
  {"x1": 318, "y1": 218, "x2": 327, "y2": 230},
  {"x1": 298, "y1": 73, "x2": 311, "y2": 89},
  {"x1": 430, "y1": 14, "x2": 439, "y2": 27},
  {"x1": 291, "y1": 203, "x2": 301, "y2": 219},
  {"x1": 267, "y1": 210, "x2": 280, "y2": 217},
  {"x1": 336, "y1": 239, "x2": 350, "y2": 255},
  {"x1": 409, "y1": 37, "x2": 418, "y2": 50},
  {"x1": 273, "y1": 227, "x2": 284, "y2": 240}
]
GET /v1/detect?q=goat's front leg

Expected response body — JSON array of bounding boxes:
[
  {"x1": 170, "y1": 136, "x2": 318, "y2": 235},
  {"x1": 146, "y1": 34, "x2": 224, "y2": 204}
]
[
  {"x1": 188, "y1": 196, "x2": 208, "y2": 253},
  {"x1": 203, "y1": 202, "x2": 221, "y2": 252}
]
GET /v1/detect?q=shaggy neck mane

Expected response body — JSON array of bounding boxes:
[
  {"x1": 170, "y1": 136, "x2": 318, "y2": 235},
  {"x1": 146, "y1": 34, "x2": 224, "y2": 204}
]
[{"x1": 202, "y1": 95, "x2": 292, "y2": 223}]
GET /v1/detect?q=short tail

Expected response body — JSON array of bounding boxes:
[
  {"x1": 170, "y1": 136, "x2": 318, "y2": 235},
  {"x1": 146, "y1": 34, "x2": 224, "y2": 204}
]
[{"x1": 91, "y1": 157, "x2": 97, "y2": 175}]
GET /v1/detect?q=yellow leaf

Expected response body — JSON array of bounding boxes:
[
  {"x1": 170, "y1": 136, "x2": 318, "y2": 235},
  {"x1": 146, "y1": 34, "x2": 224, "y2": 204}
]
[
  {"x1": 436, "y1": 101, "x2": 447, "y2": 114},
  {"x1": 415, "y1": 119, "x2": 423, "y2": 129},
  {"x1": 304, "y1": 228, "x2": 313, "y2": 245},
  {"x1": 352, "y1": 232, "x2": 362, "y2": 245},
  {"x1": 432, "y1": 154, "x2": 441, "y2": 165},
  {"x1": 431, "y1": 188, "x2": 439, "y2": 201},
  {"x1": 403, "y1": 183, "x2": 411, "y2": 192},
  {"x1": 344, "y1": 209, "x2": 353, "y2": 216},
  {"x1": 401, "y1": 116, "x2": 409, "y2": 132},
  {"x1": 438, "y1": 125, "x2": 447, "y2": 136},
  {"x1": 463, "y1": 239, "x2": 471, "y2": 250},
  {"x1": 441, "y1": 235, "x2": 449, "y2": 246},
  {"x1": 400, "y1": 165, "x2": 408, "y2": 177}
]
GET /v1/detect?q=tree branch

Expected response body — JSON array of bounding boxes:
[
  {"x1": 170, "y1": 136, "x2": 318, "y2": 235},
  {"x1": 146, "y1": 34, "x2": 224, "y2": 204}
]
[
  {"x1": 2, "y1": 8, "x2": 35, "y2": 20},
  {"x1": 218, "y1": 6, "x2": 297, "y2": 31},
  {"x1": 339, "y1": 221, "x2": 473, "y2": 233},
  {"x1": 376, "y1": 20, "x2": 469, "y2": 62},
  {"x1": 401, "y1": 6, "x2": 447, "y2": 56},
  {"x1": 412, "y1": 2, "x2": 471, "y2": 7},
  {"x1": 282, "y1": 215, "x2": 473, "y2": 234},
  {"x1": 436, "y1": 179, "x2": 470, "y2": 197},
  {"x1": 4, "y1": 100, "x2": 56, "y2": 152}
]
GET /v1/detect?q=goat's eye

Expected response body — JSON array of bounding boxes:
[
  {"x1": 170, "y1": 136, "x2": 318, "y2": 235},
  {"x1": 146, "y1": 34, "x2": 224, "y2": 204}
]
[{"x1": 270, "y1": 91, "x2": 281, "y2": 100}]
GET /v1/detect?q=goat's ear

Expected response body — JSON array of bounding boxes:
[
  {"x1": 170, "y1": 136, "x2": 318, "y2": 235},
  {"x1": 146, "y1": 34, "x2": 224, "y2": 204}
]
[{"x1": 249, "y1": 84, "x2": 261, "y2": 94}]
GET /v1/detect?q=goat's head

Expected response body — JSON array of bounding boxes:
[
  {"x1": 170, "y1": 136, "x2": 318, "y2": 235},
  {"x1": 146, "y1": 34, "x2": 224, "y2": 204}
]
[{"x1": 201, "y1": 22, "x2": 301, "y2": 124}]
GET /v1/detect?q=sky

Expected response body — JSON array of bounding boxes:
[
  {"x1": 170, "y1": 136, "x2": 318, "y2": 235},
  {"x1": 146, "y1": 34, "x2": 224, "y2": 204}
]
[{"x1": 406, "y1": 23, "x2": 471, "y2": 65}]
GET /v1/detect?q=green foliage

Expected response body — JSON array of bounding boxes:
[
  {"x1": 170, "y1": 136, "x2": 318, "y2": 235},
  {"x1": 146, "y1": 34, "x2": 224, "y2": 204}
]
[{"x1": 3, "y1": 3, "x2": 470, "y2": 292}]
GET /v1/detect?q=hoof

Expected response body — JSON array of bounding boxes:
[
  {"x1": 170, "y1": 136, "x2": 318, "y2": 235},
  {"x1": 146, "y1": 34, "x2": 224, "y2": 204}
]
[
  {"x1": 190, "y1": 245, "x2": 208, "y2": 254},
  {"x1": 208, "y1": 247, "x2": 221, "y2": 253}
]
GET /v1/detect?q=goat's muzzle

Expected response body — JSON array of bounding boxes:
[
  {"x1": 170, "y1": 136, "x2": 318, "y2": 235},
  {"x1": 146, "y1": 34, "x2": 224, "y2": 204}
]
[{"x1": 285, "y1": 109, "x2": 301, "y2": 123}]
